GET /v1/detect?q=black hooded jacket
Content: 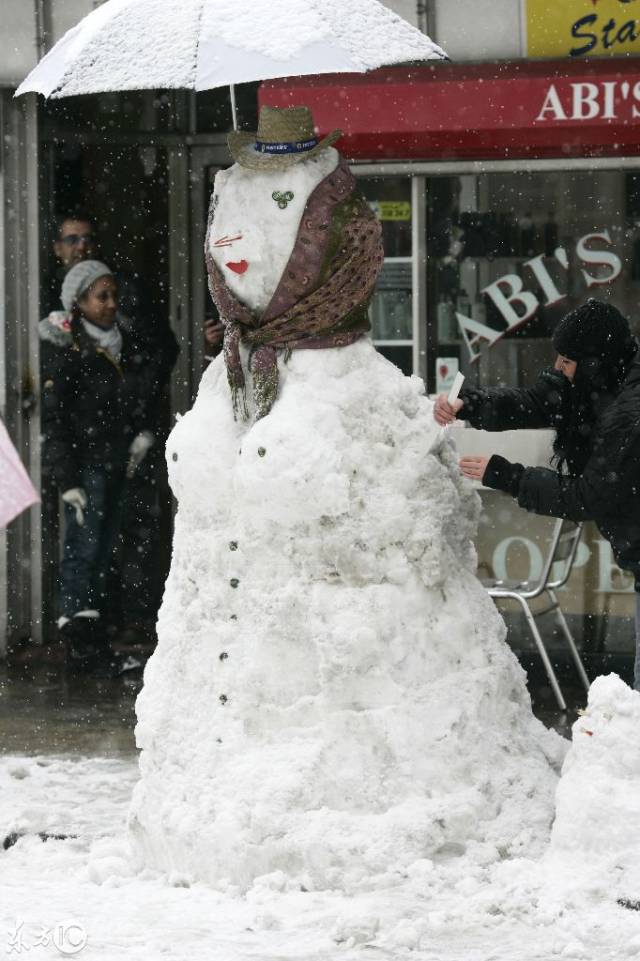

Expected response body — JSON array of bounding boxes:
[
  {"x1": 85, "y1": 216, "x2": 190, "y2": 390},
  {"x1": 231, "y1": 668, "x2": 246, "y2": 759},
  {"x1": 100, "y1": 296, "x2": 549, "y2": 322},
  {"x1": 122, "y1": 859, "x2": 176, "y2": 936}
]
[
  {"x1": 40, "y1": 313, "x2": 156, "y2": 492},
  {"x1": 458, "y1": 355, "x2": 640, "y2": 589}
]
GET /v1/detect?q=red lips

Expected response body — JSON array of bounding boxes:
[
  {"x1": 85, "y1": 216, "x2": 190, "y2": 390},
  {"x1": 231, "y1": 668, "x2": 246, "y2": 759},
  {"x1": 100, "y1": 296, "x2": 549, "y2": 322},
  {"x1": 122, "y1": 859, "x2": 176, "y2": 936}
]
[{"x1": 226, "y1": 260, "x2": 248, "y2": 274}]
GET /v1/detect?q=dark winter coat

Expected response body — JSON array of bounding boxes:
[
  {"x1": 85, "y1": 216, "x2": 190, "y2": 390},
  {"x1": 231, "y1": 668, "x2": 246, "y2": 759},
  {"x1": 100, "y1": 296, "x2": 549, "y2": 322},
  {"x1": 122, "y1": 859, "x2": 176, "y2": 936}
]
[
  {"x1": 45, "y1": 267, "x2": 179, "y2": 411},
  {"x1": 458, "y1": 355, "x2": 640, "y2": 588},
  {"x1": 40, "y1": 313, "x2": 155, "y2": 492}
]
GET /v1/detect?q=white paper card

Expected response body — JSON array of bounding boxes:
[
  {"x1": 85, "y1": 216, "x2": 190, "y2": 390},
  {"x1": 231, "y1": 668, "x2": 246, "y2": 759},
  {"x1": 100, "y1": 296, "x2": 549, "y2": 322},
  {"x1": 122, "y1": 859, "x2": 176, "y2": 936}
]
[{"x1": 447, "y1": 371, "x2": 465, "y2": 406}]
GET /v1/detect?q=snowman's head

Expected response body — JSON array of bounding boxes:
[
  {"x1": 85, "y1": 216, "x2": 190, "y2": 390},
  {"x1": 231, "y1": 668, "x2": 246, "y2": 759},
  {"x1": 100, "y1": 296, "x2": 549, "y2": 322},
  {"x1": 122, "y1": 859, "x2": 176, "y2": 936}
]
[{"x1": 228, "y1": 105, "x2": 341, "y2": 172}]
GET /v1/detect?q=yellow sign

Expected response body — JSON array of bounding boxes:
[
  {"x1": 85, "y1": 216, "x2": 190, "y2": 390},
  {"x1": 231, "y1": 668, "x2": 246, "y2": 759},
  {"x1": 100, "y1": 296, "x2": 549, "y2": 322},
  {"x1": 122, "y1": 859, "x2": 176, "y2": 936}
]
[
  {"x1": 373, "y1": 201, "x2": 411, "y2": 221},
  {"x1": 527, "y1": 0, "x2": 640, "y2": 59}
]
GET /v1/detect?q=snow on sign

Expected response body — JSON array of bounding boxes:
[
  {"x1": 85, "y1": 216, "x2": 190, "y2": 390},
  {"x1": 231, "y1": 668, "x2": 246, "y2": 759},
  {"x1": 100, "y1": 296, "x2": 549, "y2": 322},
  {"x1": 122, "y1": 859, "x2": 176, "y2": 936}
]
[
  {"x1": 458, "y1": 229, "x2": 623, "y2": 362},
  {"x1": 527, "y1": 0, "x2": 640, "y2": 60}
]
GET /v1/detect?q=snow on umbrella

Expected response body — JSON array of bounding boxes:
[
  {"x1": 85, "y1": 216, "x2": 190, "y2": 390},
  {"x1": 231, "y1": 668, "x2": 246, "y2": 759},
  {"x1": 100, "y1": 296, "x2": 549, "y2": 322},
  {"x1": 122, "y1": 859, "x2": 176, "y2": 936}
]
[{"x1": 15, "y1": 0, "x2": 447, "y2": 127}]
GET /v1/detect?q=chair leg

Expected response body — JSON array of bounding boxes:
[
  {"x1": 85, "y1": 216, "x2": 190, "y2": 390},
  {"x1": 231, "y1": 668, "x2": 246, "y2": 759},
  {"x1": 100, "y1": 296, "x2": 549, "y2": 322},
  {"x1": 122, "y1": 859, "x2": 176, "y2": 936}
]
[
  {"x1": 548, "y1": 589, "x2": 590, "y2": 693},
  {"x1": 511, "y1": 594, "x2": 567, "y2": 711}
]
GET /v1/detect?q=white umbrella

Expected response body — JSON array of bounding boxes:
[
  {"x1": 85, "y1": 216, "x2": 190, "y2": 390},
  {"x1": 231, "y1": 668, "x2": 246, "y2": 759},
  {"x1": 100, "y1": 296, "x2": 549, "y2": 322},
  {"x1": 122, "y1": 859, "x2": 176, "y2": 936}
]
[{"x1": 15, "y1": 0, "x2": 447, "y2": 128}]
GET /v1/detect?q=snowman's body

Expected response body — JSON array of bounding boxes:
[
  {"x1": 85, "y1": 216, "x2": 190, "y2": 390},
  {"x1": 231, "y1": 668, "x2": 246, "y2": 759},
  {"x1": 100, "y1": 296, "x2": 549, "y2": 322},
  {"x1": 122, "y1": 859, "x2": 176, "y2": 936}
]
[{"x1": 129, "y1": 152, "x2": 563, "y2": 892}]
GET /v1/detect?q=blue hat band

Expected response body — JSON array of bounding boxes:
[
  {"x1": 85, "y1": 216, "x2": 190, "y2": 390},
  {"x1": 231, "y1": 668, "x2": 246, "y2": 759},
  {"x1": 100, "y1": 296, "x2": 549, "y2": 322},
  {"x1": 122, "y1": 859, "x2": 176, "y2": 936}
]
[{"x1": 255, "y1": 137, "x2": 319, "y2": 155}]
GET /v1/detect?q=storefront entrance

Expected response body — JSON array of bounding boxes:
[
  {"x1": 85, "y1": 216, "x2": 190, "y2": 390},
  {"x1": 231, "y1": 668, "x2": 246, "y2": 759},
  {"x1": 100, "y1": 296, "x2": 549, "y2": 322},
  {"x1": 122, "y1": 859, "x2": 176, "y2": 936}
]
[
  {"x1": 4, "y1": 72, "x2": 639, "y2": 670},
  {"x1": 260, "y1": 61, "x2": 640, "y2": 668},
  {"x1": 5, "y1": 95, "x2": 231, "y2": 647}
]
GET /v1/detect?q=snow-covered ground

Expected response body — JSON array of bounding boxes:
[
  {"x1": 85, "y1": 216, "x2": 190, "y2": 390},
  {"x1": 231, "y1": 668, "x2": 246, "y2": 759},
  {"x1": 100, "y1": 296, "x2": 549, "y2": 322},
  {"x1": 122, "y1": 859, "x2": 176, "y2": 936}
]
[{"x1": 2, "y1": 673, "x2": 640, "y2": 961}]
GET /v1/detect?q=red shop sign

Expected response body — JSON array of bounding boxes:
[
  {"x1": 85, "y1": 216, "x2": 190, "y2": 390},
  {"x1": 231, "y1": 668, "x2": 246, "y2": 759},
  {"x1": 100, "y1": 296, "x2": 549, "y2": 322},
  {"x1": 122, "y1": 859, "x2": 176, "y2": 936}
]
[{"x1": 260, "y1": 59, "x2": 640, "y2": 162}]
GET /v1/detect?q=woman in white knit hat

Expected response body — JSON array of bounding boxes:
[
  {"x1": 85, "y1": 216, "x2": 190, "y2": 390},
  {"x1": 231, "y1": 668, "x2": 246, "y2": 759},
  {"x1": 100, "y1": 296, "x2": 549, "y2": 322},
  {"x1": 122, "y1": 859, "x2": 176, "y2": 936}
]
[{"x1": 40, "y1": 260, "x2": 156, "y2": 672}]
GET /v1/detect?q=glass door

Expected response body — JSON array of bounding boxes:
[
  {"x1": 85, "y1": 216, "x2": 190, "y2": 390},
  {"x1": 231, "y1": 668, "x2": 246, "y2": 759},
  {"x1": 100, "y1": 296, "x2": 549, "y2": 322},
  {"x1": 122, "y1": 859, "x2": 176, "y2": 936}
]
[
  {"x1": 356, "y1": 175, "x2": 416, "y2": 377},
  {"x1": 182, "y1": 144, "x2": 229, "y2": 406}
]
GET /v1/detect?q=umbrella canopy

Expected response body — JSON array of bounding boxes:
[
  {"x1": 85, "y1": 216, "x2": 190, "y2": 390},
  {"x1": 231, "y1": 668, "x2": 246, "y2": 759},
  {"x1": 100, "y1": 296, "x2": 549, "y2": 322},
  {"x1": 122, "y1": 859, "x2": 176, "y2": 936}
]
[{"x1": 15, "y1": 0, "x2": 446, "y2": 100}]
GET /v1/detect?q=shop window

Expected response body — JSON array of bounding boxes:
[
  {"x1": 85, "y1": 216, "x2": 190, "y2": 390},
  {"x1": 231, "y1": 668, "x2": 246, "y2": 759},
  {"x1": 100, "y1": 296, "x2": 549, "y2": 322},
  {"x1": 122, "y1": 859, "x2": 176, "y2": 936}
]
[
  {"x1": 358, "y1": 177, "x2": 413, "y2": 377},
  {"x1": 426, "y1": 170, "x2": 638, "y2": 393},
  {"x1": 41, "y1": 91, "x2": 176, "y2": 135},
  {"x1": 196, "y1": 84, "x2": 259, "y2": 135}
]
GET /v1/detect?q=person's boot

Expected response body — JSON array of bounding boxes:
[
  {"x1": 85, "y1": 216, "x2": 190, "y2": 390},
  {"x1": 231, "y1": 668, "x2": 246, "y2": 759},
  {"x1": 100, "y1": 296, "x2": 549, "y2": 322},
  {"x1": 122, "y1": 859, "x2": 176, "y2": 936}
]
[
  {"x1": 60, "y1": 614, "x2": 140, "y2": 679},
  {"x1": 59, "y1": 611, "x2": 103, "y2": 673}
]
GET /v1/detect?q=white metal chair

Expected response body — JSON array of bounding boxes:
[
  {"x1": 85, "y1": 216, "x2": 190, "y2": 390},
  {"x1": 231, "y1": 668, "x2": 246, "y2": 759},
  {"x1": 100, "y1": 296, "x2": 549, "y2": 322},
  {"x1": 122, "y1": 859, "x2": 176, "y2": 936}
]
[{"x1": 483, "y1": 518, "x2": 590, "y2": 710}]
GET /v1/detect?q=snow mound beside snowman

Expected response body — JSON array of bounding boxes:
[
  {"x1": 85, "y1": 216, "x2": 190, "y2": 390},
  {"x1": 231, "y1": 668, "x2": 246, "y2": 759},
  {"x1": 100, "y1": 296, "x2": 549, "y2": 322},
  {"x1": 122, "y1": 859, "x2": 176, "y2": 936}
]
[{"x1": 549, "y1": 674, "x2": 640, "y2": 898}]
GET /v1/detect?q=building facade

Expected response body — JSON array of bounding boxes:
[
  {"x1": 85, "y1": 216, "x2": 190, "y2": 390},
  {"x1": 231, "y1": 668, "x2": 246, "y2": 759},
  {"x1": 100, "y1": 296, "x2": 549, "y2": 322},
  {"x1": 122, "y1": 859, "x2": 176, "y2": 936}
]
[{"x1": 1, "y1": 0, "x2": 638, "y2": 668}]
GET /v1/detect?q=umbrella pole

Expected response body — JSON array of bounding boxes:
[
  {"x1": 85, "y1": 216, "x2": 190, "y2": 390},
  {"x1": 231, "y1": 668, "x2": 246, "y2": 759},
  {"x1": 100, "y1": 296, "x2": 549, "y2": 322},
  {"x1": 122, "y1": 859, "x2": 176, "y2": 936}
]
[{"x1": 229, "y1": 84, "x2": 238, "y2": 131}]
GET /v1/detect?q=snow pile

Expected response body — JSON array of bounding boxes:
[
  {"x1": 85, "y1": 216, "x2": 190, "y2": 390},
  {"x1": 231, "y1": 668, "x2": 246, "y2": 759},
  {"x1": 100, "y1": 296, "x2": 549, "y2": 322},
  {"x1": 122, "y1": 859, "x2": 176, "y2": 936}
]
[
  {"x1": 0, "y1": 756, "x2": 137, "y2": 843},
  {"x1": 129, "y1": 339, "x2": 563, "y2": 892},
  {"x1": 550, "y1": 674, "x2": 640, "y2": 884}
]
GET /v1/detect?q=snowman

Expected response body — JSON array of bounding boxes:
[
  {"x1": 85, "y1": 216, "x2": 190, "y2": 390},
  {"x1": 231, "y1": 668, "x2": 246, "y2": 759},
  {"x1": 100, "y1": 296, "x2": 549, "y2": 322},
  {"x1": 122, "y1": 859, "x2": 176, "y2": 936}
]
[{"x1": 129, "y1": 107, "x2": 563, "y2": 892}]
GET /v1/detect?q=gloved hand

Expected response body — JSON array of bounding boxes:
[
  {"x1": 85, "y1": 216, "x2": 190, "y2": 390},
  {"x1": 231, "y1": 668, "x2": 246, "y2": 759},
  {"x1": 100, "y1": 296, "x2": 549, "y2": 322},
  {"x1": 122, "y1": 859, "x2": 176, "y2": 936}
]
[
  {"x1": 127, "y1": 430, "x2": 155, "y2": 478},
  {"x1": 62, "y1": 487, "x2": 88, "y2": 526}
]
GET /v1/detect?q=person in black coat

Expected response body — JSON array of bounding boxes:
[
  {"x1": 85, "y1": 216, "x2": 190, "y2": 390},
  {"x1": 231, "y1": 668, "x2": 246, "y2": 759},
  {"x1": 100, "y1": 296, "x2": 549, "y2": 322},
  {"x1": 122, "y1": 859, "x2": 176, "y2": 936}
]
[
  {"x1": 42, "y1": 211, "x2": 179, "y2": 648},
  {"x1": 434, "y1": 299, "x2": 640, "y2": 690},
  {"x1": 41, "y1": 260, "x2": 157, "y2": 669}
]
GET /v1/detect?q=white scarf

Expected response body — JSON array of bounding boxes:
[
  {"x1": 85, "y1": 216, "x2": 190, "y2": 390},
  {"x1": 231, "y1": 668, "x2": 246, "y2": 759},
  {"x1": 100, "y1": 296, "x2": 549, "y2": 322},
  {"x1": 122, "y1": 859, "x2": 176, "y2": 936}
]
[{"x1": 81, "y1": 319, "x2": 123, "y2": 362}]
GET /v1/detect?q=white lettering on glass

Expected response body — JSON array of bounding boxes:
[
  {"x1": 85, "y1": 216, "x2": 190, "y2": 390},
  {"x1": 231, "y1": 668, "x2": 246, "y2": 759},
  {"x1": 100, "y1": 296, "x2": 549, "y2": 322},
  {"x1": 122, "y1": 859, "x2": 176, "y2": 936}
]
[
  {"x1": 525, "y1": 255, "x2": 565, "y2": 306},
  {"x1": 481, "y1": 275, "x2": 539, "y2": 330},
  {"x1": 456, "y1": 312, "x2": 502, "y2": 362},
  {"x1": 492, "y1": 537, "x2": 544, "y2": 585},
  {"x1": 491, "y1": 536, "x2": 629, "y2": 595},
  {"x1": 458, "y1": 231, "x2": 624, "y2": 361},
  {"x1": 596, "y1": 540, "x2": 635, "y2": 593},
  {"x1": 576, "y1": 230, "x2": 623, "y2": 288}
]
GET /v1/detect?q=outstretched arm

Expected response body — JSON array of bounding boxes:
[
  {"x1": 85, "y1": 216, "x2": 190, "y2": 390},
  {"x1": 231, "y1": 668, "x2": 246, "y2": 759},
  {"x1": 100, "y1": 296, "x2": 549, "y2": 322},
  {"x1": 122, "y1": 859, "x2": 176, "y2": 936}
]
[
  {"x1": 456, "y1": 368, "x2": 569, "y2": 432},
  {"x1": 482, "y1": 455, "x2": 598, "y2": 521}
]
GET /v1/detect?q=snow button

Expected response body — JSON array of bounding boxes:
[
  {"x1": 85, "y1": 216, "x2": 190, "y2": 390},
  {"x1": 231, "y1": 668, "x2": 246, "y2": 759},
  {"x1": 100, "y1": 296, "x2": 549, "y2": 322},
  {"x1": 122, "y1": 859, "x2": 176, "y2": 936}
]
[
  {"x1": 230, "y1": 578, "x2": 239, "y2": 588},
  {"x1": 229, "y1": 541, "x2": 238, "y2": 551}
]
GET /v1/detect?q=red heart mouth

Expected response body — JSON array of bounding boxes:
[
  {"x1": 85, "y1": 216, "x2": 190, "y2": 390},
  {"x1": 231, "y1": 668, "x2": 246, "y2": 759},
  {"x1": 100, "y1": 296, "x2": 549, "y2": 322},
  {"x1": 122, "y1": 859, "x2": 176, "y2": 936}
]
[{"x1": 226, "y1": 260, "x2": 248, "y2": 274}]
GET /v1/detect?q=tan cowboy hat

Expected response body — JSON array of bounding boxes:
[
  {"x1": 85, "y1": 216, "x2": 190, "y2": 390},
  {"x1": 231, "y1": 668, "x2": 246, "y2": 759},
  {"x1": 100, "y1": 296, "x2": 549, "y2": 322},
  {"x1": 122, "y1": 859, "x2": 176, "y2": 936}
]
[{"x1": 228, "y1": 105, "x2": 342, "y2": 171}]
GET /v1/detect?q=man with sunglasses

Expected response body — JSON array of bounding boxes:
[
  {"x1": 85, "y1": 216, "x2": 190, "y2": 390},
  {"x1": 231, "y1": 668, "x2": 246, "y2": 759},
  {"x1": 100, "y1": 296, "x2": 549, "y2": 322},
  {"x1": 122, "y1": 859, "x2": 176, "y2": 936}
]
[
  {"x1": 48, "y1": 212, "x2": 155, "y2": 327},
  {"x1": 53, "y1": 216, "x2": 97, "y2": 273}
]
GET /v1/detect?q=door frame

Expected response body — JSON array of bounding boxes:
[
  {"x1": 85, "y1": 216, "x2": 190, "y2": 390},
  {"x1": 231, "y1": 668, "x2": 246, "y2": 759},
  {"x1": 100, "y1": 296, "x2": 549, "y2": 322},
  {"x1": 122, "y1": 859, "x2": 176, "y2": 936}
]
[
  {"x1": 168, "y1": 142, "x2": 229, "y2": 418},
  {"x1": 1, "y1": 93, "x2": 42, "y2": 652}
]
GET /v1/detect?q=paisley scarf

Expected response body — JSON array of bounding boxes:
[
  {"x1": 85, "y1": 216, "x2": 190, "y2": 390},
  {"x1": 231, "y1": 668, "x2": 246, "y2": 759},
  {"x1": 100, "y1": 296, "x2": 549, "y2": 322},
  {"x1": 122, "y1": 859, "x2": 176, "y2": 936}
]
[{"x1": 205, "y1": 161, "x2": 384, "y2": 420}]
